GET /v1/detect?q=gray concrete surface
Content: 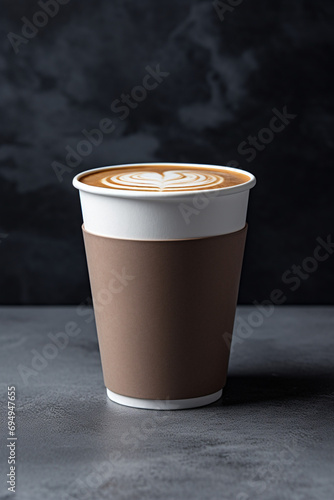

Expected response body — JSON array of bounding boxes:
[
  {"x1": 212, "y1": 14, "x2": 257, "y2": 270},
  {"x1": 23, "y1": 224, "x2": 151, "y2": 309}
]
[{"x1": 0, "y1": 306, "x2": 333, "y2": 500}]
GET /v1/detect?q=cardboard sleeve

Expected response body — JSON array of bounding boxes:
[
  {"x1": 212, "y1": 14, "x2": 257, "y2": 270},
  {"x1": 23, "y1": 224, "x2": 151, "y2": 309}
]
[{"x1": 82, "y1": 225, "x2": 248, "y2": 401}]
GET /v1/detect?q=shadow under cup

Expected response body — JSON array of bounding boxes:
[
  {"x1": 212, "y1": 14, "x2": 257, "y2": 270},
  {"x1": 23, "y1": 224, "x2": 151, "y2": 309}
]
[{"x1": 73, "y1": 163, "x2": 256, "y2": 410}]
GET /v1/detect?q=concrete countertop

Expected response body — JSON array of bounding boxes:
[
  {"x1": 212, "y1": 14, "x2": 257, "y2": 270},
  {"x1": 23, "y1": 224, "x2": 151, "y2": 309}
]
[{"x1": 0, "y1": 306, "x2": 333, "y2": 500}]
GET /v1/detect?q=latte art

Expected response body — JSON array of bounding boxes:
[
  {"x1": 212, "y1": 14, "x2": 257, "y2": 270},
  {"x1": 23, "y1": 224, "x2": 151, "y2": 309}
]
[
  {"x1": 100, "y1": 170, "x2": 226, "y2": 192},
  {"x1": 80, "y1": 165, "x2": 250, "y2": 193}
]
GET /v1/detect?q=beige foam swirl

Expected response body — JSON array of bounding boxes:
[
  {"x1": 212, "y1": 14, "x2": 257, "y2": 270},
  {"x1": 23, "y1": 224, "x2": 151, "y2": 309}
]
[{"x1": 100, "y1": 170, "x2": 225, "y2": 192}]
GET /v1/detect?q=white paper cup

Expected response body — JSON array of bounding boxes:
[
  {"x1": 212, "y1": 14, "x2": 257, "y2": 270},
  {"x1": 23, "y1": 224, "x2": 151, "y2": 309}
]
[{"x1": 73, "y1": 163, "x2": 256, "y2": 409}]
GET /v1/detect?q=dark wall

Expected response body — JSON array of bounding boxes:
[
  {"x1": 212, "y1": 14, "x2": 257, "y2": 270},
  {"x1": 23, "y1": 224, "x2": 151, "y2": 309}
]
[{"x1": 1, "y1": 0, "x2": 333, "y2": 305}]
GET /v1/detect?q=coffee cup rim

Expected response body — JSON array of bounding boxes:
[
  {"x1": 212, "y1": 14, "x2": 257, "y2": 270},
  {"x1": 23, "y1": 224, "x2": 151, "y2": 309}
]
[{"x1": 72, "y1": 162, "x2": 256, "y2": 199}]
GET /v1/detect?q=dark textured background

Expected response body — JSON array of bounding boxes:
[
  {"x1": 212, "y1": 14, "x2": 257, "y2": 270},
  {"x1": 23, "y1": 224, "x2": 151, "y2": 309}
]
[{"x1": 0, "y1": 0, "x2": 333, "y2": 305}]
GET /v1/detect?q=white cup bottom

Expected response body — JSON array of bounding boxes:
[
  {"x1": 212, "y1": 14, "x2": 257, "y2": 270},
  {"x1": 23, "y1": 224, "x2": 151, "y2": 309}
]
[{"x1": 106, "y1": 388, "x2": 223, "y2": 410}]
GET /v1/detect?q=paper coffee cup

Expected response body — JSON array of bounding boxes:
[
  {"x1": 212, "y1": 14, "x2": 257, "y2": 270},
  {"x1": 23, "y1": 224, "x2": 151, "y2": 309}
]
[{"x1": 73, "y1": 163, "x2": 256, "y2": 409}]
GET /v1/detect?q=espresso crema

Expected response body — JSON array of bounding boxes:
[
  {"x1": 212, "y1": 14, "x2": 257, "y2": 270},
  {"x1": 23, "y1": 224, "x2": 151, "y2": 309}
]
[{"x1": 79, "y1": 165, "x2": 250, "y2": 193}]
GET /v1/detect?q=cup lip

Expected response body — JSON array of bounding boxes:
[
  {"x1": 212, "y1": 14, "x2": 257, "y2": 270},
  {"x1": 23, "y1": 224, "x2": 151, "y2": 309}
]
[{"x1": 72, "y1": 162, "x2": 256, "y2": 199}]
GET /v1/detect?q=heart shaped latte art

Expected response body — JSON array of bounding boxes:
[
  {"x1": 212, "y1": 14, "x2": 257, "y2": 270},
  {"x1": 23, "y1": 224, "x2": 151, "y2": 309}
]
[{"x1": 100, "y1": 170, "x2": 225, "y2": 192}]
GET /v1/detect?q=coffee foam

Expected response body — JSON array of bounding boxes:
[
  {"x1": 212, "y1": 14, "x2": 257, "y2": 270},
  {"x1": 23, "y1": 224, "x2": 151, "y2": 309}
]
[{"x1": 79, "y1": 165, "x2": 250, "y2": 193}]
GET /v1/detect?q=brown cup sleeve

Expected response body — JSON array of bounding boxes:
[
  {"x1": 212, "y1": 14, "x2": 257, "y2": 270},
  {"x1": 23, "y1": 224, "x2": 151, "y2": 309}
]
[{"x1": 82, "y1": 225, "x2": 248, "y2": 400}]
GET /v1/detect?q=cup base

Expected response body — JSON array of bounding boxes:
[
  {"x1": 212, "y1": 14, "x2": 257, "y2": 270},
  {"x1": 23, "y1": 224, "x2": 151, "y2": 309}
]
[{"x1": 106, "y1": 388, "x2": 223, "y2": 410}]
